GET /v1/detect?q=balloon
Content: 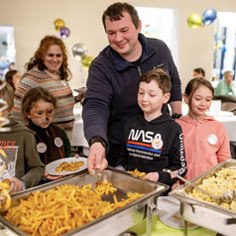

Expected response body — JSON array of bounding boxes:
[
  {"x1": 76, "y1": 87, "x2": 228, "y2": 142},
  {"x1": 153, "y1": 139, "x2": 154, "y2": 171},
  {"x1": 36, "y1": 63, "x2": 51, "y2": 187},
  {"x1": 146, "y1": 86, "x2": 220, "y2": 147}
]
[
  {"x1": 82, "y1": 55, "x2": 94, "y2": 68},
  {"x1": 202, "y1": 9, "x2": 217, "y2": 25},
  {"x1": 187, "y1": 14, "x2": 203, "y2": 29},
  {"x1": 72, "y1": 43, "x2": 88, "y2": 60},
  {"x1": 60, "y1": 27, "x2": 70, "y2": 38},
  {"x1": 54, "y1": 18, "x2": 65, "y2": 31}
]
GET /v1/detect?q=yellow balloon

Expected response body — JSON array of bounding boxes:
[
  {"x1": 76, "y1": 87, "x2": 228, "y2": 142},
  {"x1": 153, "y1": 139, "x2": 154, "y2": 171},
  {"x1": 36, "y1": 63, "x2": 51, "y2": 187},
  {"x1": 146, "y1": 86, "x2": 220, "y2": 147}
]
[
  {"x1": 187, "y1": 14, "x2": 203, "y2": 29},
  {"x1": 82, "y1": 55, "x2": 94, "y2": 69},
  {"x1": 54, "y1": 18, "x2": 65, "y2": 31}
]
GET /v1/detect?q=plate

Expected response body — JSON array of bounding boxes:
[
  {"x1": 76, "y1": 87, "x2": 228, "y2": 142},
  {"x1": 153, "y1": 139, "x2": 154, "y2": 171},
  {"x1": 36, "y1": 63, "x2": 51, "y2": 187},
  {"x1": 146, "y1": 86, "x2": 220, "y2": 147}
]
[
  {"x1": 45, "y1": 157, "x2": 87, "y2": 176},
  {"x1": 158, "y1": 196, "x2": 199, "y2": 229}
]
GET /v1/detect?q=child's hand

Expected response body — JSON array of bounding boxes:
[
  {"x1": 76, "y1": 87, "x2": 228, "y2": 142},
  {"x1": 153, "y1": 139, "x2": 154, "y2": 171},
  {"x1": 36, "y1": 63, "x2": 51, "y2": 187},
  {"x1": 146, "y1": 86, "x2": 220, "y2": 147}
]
[
  {"x1": 44, "y1": 171, "x2": 64, "y2": 180},
  {"x1": 145, "y1": 172, "x2": 159, "y2": 182},
  {"x1": 10, "y1": 178, "x2": 23, "y2": 193},
  {"x1": 171, "y1": 180, "x2": 182, "y2": 190}
]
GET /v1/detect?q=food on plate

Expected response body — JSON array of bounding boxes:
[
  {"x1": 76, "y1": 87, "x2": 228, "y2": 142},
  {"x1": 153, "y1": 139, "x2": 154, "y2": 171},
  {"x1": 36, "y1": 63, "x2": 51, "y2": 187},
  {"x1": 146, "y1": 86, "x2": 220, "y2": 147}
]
[
  {"x1": 4, "y1": 183, "x2": 143, "y2": 236},
  {"x1": 0, "y1": 179, "x2": 11, "y2": 191},
  {"x1": 188, "y1": 167, "x2": 236, "y2": 210},
  {"x1": 0, "y1": 187, "x2": 11, "y2": 212},
  {"x1": 127, "y1": 169, "x2": 146, "y2": 179},
  {"x1": 55, "y1": 160, "x2": 84, "y2": 172}
]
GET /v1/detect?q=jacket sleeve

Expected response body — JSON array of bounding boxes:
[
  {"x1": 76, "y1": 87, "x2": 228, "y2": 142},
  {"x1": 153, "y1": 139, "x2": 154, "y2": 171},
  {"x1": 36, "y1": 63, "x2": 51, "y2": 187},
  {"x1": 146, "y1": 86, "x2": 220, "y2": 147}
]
[
  {"x1": 217, "y1": 123, "x2": 231, "y2": 162},
  {"x1": 82, "y1": 58, "x2": 112, "y2": 144},
  {"x1": 21, "y1": 133, "x2": 45, "y2": 188},
  {"x1": 158, "y1": 124, "x2": 187, "y2": 185}
]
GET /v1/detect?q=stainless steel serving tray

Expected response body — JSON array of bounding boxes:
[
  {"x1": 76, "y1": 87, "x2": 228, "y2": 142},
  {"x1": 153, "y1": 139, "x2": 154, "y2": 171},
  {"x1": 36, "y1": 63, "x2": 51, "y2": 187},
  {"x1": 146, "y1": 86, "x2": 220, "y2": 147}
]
[
  {"x1": 170, "y1": 159, "x2": 236, "y2": 236},
  {"x1": 0, "y1": 167, "x2": 168, "y2": 236}
]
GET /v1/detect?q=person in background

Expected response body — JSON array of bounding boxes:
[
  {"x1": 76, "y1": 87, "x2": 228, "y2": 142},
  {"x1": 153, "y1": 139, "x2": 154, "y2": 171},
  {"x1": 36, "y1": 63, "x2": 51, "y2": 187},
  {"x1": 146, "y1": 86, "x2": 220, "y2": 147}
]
[
  {"x1": 10, "y1": 35, "x2": 75, "y2": 135},
  {"x1": 0, "y1": 80, "x2": 44, "y2": 193},
  {"x1": 214, "y1": 70, "x2": 236, "y2": 96},
  {"x1": 193, "y1": 67, "x2": 205, "y2": 78},
  {"x1": 83, "y1": 2, "x2": 182, "y2": 173},
  {"x1": 116, "y1": 68, "x2": 187, "y2": 187},
  {"x1": 176, "y1": 78, "x2": 231, "y2": 180},
  {"x1": 5, "y1": 69, "x2": 21, "y2": 91},
  {"x1": 21, "y1": 87, "x2": 76, "y2": 181}
]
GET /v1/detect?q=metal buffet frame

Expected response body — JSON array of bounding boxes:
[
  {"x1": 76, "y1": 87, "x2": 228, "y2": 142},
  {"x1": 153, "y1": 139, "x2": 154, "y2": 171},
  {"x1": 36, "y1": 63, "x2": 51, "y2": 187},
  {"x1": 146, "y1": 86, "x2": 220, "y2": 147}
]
[
  {"x1": 0, "y1": 167, "x2": 168, "y2": 236},
  {"x1": 170, "y1": 159, "x2": 236, "y2": 236}
]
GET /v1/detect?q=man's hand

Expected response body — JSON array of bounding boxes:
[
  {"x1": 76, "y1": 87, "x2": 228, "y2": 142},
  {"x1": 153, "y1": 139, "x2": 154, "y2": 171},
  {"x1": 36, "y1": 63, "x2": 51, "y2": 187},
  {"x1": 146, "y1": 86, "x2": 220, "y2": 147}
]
[{"x1": 88, "y1": 142, "x2": 108, "y2": 174}]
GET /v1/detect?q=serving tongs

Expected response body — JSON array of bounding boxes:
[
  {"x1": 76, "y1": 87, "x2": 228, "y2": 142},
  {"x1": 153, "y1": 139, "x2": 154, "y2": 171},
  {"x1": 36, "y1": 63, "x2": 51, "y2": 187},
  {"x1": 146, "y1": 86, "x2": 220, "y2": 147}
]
[
  {"x1": 91, "y1": 169, "x2": 102, "y2": 191},
  {"x1": 163, "y1": 169, "x2": 236, "y2": 203},
  {"x1": 175, "y1": 174, "x2": 236, "y2": 203}
]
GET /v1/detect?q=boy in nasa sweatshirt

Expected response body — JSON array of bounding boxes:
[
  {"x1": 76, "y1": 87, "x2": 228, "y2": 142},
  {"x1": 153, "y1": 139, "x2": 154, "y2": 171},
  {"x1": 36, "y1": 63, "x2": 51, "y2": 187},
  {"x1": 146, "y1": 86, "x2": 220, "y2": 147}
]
[{"x1": 116, "y1": 68, "x2": 187, "y2": 186}]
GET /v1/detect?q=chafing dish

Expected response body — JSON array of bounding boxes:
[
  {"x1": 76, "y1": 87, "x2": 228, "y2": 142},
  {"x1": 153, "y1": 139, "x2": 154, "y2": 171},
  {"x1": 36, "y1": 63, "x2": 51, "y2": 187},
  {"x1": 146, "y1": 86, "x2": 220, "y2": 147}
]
[
  {"x1": 170, "y1": 159, "x2": 236, "y2": 236},
  {"x1": 0, "y1": 167, "x2": 168, "y2": 236}
]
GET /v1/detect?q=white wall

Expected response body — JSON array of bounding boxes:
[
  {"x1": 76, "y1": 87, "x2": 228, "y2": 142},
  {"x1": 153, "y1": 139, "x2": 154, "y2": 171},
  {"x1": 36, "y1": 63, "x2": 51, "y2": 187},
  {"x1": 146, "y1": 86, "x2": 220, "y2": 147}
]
[{"x1": 1, "y1": 0, "x2": 236, "y2": 90}]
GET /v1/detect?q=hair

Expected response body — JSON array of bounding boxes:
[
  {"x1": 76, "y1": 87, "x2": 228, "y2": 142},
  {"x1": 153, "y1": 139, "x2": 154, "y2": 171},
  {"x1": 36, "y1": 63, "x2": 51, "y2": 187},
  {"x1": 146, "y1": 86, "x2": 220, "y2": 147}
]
[
  {"x1": 193, "y1": 68, "x2": 205, "y2": 77},
  {"x1": 185, "y1": 77, "x2": 214, "y2": 104},
  {"x1": 25, "y1": 35, "x2": 71, "y2": 81},
  {"x1": 21, "y1": 87, "x2": 57, "y2": 121},
  {"x1": 140, "y1": 68, "x2": 172, "y2": 93},
  {"x1": 223, "y1": 70, "x2": 233, "y2": 77},
  {"x1": 5, "y1": 69, "x2": 18, "y2": 91},
  {"x1": 102, "y1": 2, "x2": 140, "y2": 30},
  {"x1": 0, "y1": 80, "x2": 14, "y2": 111}
]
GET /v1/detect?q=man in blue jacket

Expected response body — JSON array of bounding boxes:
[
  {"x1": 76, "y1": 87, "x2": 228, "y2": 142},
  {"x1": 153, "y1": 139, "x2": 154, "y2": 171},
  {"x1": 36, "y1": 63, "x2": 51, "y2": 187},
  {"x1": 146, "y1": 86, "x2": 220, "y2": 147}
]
[{"x1": 83, "y1": 2, "x2": 182, "y2": 173}]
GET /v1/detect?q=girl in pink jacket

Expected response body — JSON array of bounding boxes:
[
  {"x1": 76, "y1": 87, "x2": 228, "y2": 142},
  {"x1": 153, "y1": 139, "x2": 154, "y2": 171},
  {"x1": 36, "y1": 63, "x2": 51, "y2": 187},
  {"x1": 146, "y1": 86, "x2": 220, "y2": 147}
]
[{"x1": 177, "y1": 78, "x2": 231, "y2": 180}]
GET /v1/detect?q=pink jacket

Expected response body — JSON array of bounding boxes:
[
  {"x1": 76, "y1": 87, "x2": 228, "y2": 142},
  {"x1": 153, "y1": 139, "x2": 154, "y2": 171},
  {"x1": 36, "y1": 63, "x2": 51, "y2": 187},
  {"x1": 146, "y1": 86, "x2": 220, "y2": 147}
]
[{"x1": 176, "y1": 115, "x2": 231, "y2": 180}]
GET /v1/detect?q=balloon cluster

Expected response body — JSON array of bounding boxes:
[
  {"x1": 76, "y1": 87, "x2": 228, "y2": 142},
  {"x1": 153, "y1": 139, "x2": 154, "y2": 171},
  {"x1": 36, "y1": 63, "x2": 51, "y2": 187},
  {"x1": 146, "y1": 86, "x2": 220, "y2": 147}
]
[
  {"x1": 187, "y1": 9, "x2": 217, "y2": 29},
  {"x1": 72, "y1": 43, "x2": 94, "y2": 69},
  {"x1": 53, "y1": 18, "x2": 70, "y2": 38}
]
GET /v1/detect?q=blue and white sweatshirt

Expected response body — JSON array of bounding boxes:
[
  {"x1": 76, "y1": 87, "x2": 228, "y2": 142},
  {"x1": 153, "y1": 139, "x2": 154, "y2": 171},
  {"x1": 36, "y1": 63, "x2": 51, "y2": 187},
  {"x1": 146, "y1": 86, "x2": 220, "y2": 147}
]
[{"x1": 117, "y1": 114, "x2": 187, "y2": 185}]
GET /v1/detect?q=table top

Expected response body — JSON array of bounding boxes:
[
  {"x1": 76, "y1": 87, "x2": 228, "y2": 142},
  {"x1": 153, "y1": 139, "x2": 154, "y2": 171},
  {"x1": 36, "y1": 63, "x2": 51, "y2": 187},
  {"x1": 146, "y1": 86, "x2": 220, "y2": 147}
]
[{"x1": 129, "y1": 215, "x2": 216, "y2": 236}]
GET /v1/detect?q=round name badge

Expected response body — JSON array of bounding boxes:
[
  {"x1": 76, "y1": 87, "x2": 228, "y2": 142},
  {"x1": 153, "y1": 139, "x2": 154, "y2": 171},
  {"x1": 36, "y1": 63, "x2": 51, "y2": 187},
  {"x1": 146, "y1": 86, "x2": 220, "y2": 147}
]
[
  {"x1": 37, "y1": 142, "x2": 47, "y2": 153},
  {"x1": 207, "y1": 134, "x2": 218, "y2": 145},
  {"x1": 54, "y1": 137, "x2": 63, "y2": 147},
  {"x1": 152, "y1": 138, "x2": 163, "y2": 150}
]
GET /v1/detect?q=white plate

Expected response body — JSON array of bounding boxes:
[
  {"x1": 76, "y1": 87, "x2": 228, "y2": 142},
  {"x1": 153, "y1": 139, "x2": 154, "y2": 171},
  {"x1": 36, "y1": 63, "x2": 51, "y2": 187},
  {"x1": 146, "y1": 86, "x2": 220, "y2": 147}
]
[
  {"x1": 45, "y1": 157, "x2": 87, "y2": 176},
  {"x1": 158, "y1": 196, "x2": 199, "y2": 229}
]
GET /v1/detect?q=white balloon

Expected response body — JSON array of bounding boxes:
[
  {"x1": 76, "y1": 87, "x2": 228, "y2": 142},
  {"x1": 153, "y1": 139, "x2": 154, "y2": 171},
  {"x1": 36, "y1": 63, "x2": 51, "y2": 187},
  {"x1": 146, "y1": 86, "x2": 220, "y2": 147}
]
[{"x1": 72, "y1": 43, "x2": 88, "y2": 59}]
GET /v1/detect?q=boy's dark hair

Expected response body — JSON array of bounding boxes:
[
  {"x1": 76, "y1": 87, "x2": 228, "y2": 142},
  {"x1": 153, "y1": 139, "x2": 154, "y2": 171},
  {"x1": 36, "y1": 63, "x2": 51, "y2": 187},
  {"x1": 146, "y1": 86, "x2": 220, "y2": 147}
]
[
  {"x1": 102, "y1": 2, "x2": 140, "y2": 30},
  {"x1": 21, "y1": 87, "x2": 57, "y2": 121},
  {"x1": 5, "y1": 69, "x2": 18, "y2": 91},
  {"x1": 140, "y1": 68, "x2": 172, "y2": 93}
]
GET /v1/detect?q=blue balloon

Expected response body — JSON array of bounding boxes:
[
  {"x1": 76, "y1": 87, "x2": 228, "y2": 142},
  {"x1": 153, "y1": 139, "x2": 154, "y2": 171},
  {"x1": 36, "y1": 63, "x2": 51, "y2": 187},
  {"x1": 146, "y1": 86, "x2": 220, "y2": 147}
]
[{"x1": 202, "y1": 9, "x2": 217, "y2": 25}]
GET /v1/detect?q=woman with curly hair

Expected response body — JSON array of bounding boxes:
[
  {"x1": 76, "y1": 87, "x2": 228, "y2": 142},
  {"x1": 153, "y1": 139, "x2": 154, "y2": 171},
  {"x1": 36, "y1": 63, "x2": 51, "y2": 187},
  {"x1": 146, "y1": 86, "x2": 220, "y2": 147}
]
[{"x1": 10, "y1": 35, "x2": 75, "y2": 135}]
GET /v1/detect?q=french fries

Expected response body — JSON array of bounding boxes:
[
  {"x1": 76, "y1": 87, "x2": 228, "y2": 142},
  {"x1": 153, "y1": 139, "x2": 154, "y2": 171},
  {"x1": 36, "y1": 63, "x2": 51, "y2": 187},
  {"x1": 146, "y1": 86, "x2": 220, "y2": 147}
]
[
  {"x1": 127, "y1": 169, "x2": 146, "y2": 179},
  {"x1": 55, "y1": 161, "x2": 84, "y2": 172},
  {"x1": 4, "y1": 182, "x2": 143, "y2": 236}
]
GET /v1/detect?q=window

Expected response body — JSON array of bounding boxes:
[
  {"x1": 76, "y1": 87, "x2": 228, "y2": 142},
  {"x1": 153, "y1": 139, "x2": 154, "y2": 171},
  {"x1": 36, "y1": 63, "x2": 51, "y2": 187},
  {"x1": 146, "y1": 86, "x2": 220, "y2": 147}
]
[
  {"x1": 0, "y1": 26, "x2": 15, "y2": 78},
  {"x1": 213, "y1": 12, "x2": 236, "y2": 80},
  {"x1": 136, "y1": 7, "x2": 178, "y2": 65}
]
